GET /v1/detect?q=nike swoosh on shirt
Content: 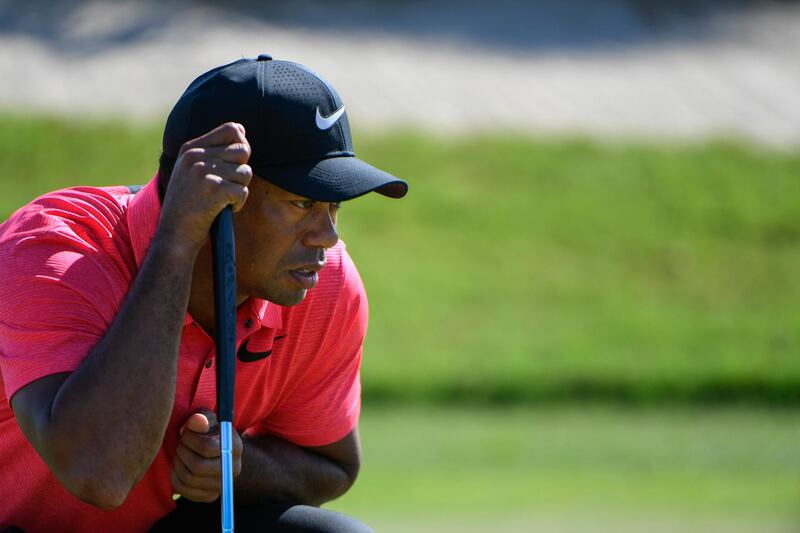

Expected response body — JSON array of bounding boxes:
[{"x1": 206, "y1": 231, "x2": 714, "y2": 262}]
[
  {"x1": 315, "y1": 105, "x2": 346, "y2": 130},
  {"x1": 237, "y1": 342, "x2": 272, "y2": 363},
  {"x1": 237, "y1": 334, "x2": 287, "y2": 363}
]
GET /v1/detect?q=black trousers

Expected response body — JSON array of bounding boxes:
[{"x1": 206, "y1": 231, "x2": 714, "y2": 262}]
[{"x1": 149, "y1": 497, "x2": 374, "y2": 533}]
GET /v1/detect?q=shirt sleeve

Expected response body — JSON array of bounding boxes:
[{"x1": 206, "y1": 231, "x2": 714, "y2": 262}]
[
  {"x1": 247, "y1": 248, "x2": 368, "y2": 447},
  {"x1": 0, "y1": 234, "x2": 125, "y2": 401}
]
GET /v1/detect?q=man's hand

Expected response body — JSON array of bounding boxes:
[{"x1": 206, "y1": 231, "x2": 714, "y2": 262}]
[
  {"x1": 159, "y1": 122, "x2": 253, "y2": 254},
  {"x1": 172, "y1": 409, "x2": 244, "y2": 503}
]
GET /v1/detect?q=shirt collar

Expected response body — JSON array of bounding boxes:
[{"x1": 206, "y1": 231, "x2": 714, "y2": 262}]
[
  {"x1": 126, "y1": 174, "x2": 283, "y2": 330},
  {"x1": 126, "y1": 174, "x2": 161, "y2": 270},
  {"x1": 250, "y1": 297, "x2": 284, "y2": 330}
]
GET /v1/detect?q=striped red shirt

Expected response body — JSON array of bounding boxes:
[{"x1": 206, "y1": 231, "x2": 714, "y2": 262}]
[{"x1": 0, "y1": 176, "x2": 366, "y2": 531}]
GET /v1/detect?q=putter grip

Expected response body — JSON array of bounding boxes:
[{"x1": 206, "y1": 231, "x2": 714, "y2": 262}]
[{"x1": 211, "y1": 207, "x2": 237, "y2": 424}]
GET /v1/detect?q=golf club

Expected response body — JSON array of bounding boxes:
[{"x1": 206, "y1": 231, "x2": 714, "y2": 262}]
[{"x1": 211, "y1": 206, "x2": 237, "y2": 533}]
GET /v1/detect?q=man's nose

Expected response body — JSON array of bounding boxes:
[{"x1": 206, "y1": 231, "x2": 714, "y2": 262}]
[{"x1": 304, "y1": 208, "x2": 339, "y2": 250}]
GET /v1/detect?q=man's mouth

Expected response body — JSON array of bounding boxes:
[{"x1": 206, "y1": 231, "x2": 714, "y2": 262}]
[{"x1": 288, "y1": 265, "x2": 323, "y2": 290}]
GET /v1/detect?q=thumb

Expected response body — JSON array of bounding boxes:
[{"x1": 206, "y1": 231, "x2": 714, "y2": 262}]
[
  {"x1": 182, "y1": 413, "x2": 210, "y2": 435},
  {"x1": 180, "y1": 409, "x2": 218, "y2": 436}
]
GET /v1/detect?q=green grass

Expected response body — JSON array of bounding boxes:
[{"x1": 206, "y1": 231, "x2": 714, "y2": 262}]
[
  {"x1": 0, "y1": 114, "x2": 162, "y2": 210},
  {"x1": 2, "y1": 114, "x2": 799, "y2": 405},
  {"x1": 326, "y1": 406, "x2": 800, "y2": 532},
  {"x1": 347, "y1": 133, "x2": 800, "y2": 405}
]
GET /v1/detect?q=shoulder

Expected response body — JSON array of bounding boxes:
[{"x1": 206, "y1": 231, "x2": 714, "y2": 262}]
[
  {"x1": 315, "y1": 240, "x2": 367, "y2": 312},
  {"x1": 0, "y1": 185, "x2": 133, "y2": 246},
  {"x1": 0, "y1": 185, "x2": 138, "y2": 315}
]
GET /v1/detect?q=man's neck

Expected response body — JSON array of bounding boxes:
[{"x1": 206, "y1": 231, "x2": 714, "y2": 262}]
[{"x1": 188, "y1": 241, "x2": 246, "y2": 335}]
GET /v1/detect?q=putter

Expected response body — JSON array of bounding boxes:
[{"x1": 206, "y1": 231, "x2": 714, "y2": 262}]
[{"x1": 211, "y1": 206, "x2": 237, "y2": 533}]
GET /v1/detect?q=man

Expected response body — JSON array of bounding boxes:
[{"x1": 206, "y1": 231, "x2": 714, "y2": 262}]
[{"x1": 0, "y1": 55, "x2": 407, "y2": 532}]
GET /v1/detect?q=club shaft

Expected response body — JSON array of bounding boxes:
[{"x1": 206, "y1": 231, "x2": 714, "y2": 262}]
[
  {"x1": 211, "y1": 206, "x2": 237, "y2": 532},
  {"x1": 221, "y1": 421, "x2": 235, "y2": 533},
  {"x1": 211, "y1": 207, "x2": 237, "y2": 422}
]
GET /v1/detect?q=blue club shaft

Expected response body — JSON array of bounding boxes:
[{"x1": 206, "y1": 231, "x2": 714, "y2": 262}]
[
  {"x1": 220, "y1": 421, "x2": 235, "y2": 533},
  {"x1": 211, "y1": 206, "x2": 237, "y2": 532}
]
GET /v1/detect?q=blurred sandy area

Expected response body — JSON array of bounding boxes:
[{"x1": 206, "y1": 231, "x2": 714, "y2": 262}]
[{"x1": 1, "y1": 0, "x2": 799, "y2": 146}]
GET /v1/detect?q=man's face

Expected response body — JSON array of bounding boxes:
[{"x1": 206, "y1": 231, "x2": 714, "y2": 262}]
[{"x1": 233, "y1": 177, "x2": 341, "y2": 306}]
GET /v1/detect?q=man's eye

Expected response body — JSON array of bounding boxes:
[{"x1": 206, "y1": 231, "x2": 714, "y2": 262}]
[
  {"x1": 292, "y1": 200, "x2": 314, "y2": 209},
  {"x1": 331, "y1": 202, "x2": 342, "y2": 210}
]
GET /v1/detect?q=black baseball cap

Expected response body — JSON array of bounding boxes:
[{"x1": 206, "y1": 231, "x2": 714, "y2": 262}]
[{"x1": 162, "y1": 54, "x2": 408, "y2": 202}]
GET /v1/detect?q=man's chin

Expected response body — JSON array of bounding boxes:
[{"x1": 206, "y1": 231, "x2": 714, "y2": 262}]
[{"x1": 263, "y1": 288, "x2": 308, "y2": 307}]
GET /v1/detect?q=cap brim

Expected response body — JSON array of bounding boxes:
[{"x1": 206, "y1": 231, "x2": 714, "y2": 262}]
[{"x1": 252, "y1": 156, "x2": 408, "y2": 202}]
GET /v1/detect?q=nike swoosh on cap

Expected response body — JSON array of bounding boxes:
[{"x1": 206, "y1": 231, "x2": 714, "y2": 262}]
[{"x1": 315, "y1": 105, "x2": 346, "y2": 130}]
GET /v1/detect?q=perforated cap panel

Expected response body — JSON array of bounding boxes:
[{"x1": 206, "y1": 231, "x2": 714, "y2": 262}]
[{"x1": 162, "y1": 56, "x2": 405, "y2": 201}]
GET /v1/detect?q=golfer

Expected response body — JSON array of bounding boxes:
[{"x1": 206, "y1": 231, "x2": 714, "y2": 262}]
[{"x1": 0, "y1": 55, "x2": 407, "y2": 532}]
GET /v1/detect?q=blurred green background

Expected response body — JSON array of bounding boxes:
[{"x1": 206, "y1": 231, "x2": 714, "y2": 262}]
[{"x1": 1, "y1": 114, "x2": 798, "y2": 531}]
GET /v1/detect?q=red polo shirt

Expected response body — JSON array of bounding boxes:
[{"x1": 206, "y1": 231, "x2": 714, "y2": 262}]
[{"x1": 0, "y1": 177, "x2": 366, "y2": 532}]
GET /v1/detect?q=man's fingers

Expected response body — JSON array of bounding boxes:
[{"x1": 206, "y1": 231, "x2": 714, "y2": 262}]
[
  {"x1": 182, "y1": 160, "x2": 250, "y2": 213},
  {"x1": 172, "y1": 425, "x2": 243, "y2": 501},
  {"x1": 174, "y1": 447, "x2": 221, "y2": 489},
  {"x1": 218, "y1": 180, "x2": 250, "y2": 213},
  {"x1": 181, "y1": 143, "x2": 251, "y2": 168},
  {"x1": 185, "y1": 159, "x2": 252, "y2": 185},
  {"x1": 178, "y1": 174, "x2": 248, "y2": 215},
  {"x1": 203, "y1": 143, "x2": 252, "y2": 165},
  {"x1": 179, "y1": 418, "x2": 241, "y2": 460},
  {"x1": 171, "y1": 466, "x2": 220, "y2": 503},
  {"x1": 179, "y1": 429, "x2": 221, "y2": 459},
  {"x1": 179, "y1": 122, "x2": 248, "y2": 155}
]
